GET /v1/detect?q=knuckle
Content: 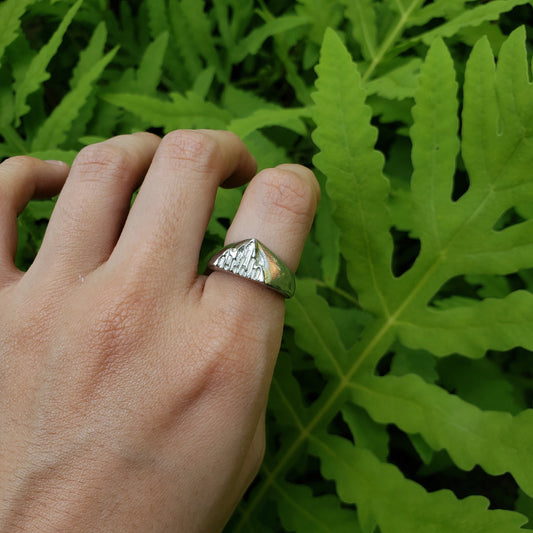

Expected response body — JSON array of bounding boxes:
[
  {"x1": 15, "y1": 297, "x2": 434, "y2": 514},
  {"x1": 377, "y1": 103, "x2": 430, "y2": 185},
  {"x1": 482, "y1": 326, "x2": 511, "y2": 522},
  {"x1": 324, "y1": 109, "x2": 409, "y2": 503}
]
[
  {"x1": 0, "y1": 155, "x2": 39, "y2": 174},
  {"x1": 257, "y1": 168, "x2": 317, "y2": 223},
  {"x1": 73, "y1": 143, "x2": 131, "y2": 183},
  {"x1": 0, "y1": 157, "x2": 38, "y2": 199},
  {"x1": 160, "y1": 130, "x2": 223, "y2": 176}
]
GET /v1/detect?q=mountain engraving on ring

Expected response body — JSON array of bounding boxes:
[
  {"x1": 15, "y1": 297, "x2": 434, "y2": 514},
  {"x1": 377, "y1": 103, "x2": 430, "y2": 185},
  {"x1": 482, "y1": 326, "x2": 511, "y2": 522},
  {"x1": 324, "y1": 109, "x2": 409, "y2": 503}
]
[{"x1": 212, "y1": 238, "x2": 268, "y2": 283}]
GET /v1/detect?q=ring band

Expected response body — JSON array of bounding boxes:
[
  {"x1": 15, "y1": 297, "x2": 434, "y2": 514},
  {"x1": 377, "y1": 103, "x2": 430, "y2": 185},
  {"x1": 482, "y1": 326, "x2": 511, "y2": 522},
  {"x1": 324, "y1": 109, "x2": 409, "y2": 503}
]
[{"x1": 207, "y1": 238, "x2": 295, "y2": 298}]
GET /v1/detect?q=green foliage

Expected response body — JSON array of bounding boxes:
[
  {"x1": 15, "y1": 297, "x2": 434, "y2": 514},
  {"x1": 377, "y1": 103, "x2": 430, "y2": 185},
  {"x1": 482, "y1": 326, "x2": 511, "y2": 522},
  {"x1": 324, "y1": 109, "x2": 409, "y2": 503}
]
[
  {"x1": 2, "y1": 0, "x2": 533, "y2": 531},
  {"x1": 0, "y1": 0, "x2": 35, "y2": 69},
  {"x1": 13, "y1": 0, "x2": 83, "y2": 125}
]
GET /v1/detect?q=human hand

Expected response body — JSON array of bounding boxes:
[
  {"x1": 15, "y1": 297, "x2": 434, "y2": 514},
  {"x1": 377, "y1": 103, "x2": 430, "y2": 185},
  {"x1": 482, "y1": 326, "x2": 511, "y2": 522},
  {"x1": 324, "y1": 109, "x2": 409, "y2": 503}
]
[{"x1": 0, "y1": 130, "x2": 319, "y2": 532}]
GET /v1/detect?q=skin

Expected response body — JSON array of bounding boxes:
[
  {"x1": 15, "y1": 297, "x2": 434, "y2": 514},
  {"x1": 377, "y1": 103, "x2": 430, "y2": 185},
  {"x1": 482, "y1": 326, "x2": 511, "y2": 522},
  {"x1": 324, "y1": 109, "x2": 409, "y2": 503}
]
[{"x1": 0, "y1": 130, "x2": 319, "y2": 532}]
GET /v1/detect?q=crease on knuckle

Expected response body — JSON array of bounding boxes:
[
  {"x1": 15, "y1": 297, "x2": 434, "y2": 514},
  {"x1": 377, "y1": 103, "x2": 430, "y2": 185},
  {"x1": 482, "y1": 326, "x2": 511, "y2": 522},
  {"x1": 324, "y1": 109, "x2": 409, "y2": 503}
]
[
  {"x1": 160, "y1": 130, "x2": 223, "y2": 177},
  {"x1": 73, "y1": 144, "x2": 131, "y2": 184},
  {"x1": 258, "y1": 170, "x2": 316, "y2": 223}
]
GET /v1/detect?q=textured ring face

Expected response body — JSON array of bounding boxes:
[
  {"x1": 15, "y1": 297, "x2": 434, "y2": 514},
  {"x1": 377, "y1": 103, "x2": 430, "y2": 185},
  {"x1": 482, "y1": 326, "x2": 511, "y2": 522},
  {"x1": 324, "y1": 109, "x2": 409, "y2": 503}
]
[{"x1": 207, "y1": 238, "x2": 296, "y2": 298}]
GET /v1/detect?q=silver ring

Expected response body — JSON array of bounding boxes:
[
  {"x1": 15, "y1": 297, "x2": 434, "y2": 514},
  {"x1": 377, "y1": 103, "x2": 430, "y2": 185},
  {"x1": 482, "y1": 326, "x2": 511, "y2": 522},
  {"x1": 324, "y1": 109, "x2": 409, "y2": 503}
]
[{"x1": 207, "y1": 238, "x2": 295, "y2": 298}]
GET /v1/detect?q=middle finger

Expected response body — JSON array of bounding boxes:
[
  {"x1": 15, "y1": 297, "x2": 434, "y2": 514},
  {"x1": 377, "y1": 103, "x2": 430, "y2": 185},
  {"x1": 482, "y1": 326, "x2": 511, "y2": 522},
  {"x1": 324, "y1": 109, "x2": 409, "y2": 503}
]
[{"x1": 110, "y1": 130, "x2": 256, "y2": 291}]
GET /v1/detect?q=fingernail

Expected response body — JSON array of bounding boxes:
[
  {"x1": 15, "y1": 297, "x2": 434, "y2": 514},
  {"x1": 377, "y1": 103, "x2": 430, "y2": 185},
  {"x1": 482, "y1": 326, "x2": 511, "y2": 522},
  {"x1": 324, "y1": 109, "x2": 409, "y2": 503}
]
[{"x1": 45, "y1": 159, "x2": 69, "y2": 167}]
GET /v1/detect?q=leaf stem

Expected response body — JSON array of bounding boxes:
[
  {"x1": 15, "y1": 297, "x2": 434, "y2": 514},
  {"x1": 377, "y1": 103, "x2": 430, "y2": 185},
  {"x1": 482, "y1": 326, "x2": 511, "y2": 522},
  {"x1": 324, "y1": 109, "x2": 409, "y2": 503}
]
[
  {"x1": 312, "y1": 279, "x2": 361, "y2": 308},
  {"x1": 234, "y1": 319, "x2": 394, "y2": 531},
  {"x1": 2, "y1": 124, "x2": 27, "y2": 154},
  {"x1": 362, "y1": 0, "x2": 423, "y2": 83}
]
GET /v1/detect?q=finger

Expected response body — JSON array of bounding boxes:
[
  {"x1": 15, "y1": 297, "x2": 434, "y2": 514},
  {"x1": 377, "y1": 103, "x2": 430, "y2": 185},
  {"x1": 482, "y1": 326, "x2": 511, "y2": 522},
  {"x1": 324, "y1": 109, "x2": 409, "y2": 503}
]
[
  {"x1": 35, "y1": 133, "x2": 161, "y2": 276},
  {"x1": 197, "y1": 165, "x2": 318, "y2": 415},
  {"x1": 202, "y1": 163, "x2": 319, "y2": 308},
  {"x1": 0, "y1": 157, "x2": 69, "y2": 284},
  {"x1": 225, "y1": 164, "x2": 319, "y2": 272},
  {"x1": 110, "y1": 130, "x2": 257, "y2": 291}
]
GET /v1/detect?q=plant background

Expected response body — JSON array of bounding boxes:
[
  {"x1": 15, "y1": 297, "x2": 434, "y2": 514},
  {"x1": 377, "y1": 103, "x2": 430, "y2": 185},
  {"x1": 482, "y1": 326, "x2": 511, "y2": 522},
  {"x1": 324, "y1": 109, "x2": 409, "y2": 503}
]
[{"x1": 2, "y1": 0, "x2": 533, "y2": 531}]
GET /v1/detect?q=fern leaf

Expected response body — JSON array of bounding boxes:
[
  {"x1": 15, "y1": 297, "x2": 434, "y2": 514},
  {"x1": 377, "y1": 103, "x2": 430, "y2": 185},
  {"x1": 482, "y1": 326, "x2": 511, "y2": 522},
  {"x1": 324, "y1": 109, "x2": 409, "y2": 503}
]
[
  {"x1": 417, "y1": 0, "x2": 531, "y2": 44},
  {"x1": 207, "y1": 188, "x2": 242, "y2": 239},
  {"x1": 461, "y1": 36, "x2": 499, "y2": 193},
  {"x1": 102, "y1": 92, "x2": 231, "y2": 131},
  {"x1": 285, "y1": 280, "x2": 349, "y2": 378},
  {"x1": 70, "y1": 21, "x2": 107, "y2": 89},
  {"x1": 516, "y1": 490, "x2": 533, "y2": 529},
  {"x1": 247, "y1": 25, "x2": 533, "y2": 533},
  {"x1": 0, "y1": 69, "x2": 14, "y2": 128},
  {"x1": 341, "y1": 403, "x2": 389, "y2": 462},
  {"x1": 312, "y1": 28, "x2": 395, "y2": 316},
  {"x1": 0, "y1": 0, "x2": 34, "y2": 69},
  {"x1": 407, "y1": 0, "x2": 467, "y2": 27},
  {"x1": 240, "y1": 131, "x2": 287, "y2": 170},
  {"x1": 351, "y1": 373, "x2": 533, "y2": 497},
  {"x1": 269, "y1": 355, "x2": 311, "y2": 432},
  {"x1": 311, "y1": 24, "x2": 533, "y2": 362},
  {"x1": 438, "y1": 356, "x2": 523, "y2": 414},
  {"x1": 13, "y1": 0, "x2": 82, "y2": 125},
  {"x1": 474, "y1": 25, "x2": 533, "y2": 190},
  {"x1": 389, "y1": 342, "x2": 438, "y2": 382},
  {"x1": 180, "y1": 0, "x2": 224, "y2": 81},
  {"x1": 221, "y1": 87, "x2": 292, "y2": 168},
  {"x1": 168, "y1": 1, "x2": 202, "y2": 81},
  {"x1": 382, "y1": 27, "x2": 533, "y2": 358},
  {"x1": 137, "y1": 31, "x2": 169, "y2": 94},
  {"x1": 312, "y1": 435, "x2": 527, "y2": 533},
  {"x1": 228, "y1": 107, "x2": 310, "y2": 139},
  {"x1": 117, "y1": 2, "x2": 137, "y2": 54},
  {"x1": 231, "y1": 15, "x2": 309, "y2": 63},
  {"x1": 341, "y1": 0, "x2": 377, "y2": 62},
  {"x1": 365, "y1": 58, "x2": 422, "y2": 100},
  {"x1": 191, "y1": 67, "x2": 215, "y2": 100},
  {"x1": 397, "y1": 290, "x2": 533, "y2": 357},
  {"x1": 146, "y1": 0, "x2": 168, "y2": 39},
  {"x1": 383, "y1": 0, "x2": 423, "y2": 16},
  {"x1": 223, "y1": 85, "x2": 288, "y2": 118},
  {"x1": 31, "y1": 46, "x2": 118, "y2": 151},
  {"x1": 315, "y1": 191, "x2": 341, "y2": 286},
  {"x1": 409, "y1": 38, "x2": 460, "y2": 254},
  {"x1": 222, "y1": 86, "x2": 261, "y2": 116},
  {"x1": 295, "y1": 0, "x2": 344, "y2": 46},
  {"x1": 276, "y1": 481, "x2": 361, "y2": 532},
  {"x1": 1, "y1": 124, "x2": 27, "y2": 155}
]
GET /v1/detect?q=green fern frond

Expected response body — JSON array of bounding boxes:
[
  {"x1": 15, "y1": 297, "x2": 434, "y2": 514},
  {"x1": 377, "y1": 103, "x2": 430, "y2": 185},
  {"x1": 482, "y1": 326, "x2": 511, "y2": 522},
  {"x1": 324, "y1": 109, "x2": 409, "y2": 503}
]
[{"x1": 13, "y1": 0, "x2": 82, "y2": 125}]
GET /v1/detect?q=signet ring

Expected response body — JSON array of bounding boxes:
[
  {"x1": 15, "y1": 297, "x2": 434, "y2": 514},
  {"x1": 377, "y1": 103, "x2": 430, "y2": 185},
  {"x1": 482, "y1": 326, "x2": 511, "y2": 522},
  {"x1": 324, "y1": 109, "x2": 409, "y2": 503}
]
[{"x1": 207, "y1": 238, "x2": 295, "y2": 298}]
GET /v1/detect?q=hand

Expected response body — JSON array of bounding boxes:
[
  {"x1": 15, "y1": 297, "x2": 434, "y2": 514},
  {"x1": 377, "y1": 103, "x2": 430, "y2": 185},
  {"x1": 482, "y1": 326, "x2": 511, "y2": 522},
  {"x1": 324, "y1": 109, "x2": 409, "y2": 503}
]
[{"x1": 0, "y1": 130, "x2": 319, "y2": 532}]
